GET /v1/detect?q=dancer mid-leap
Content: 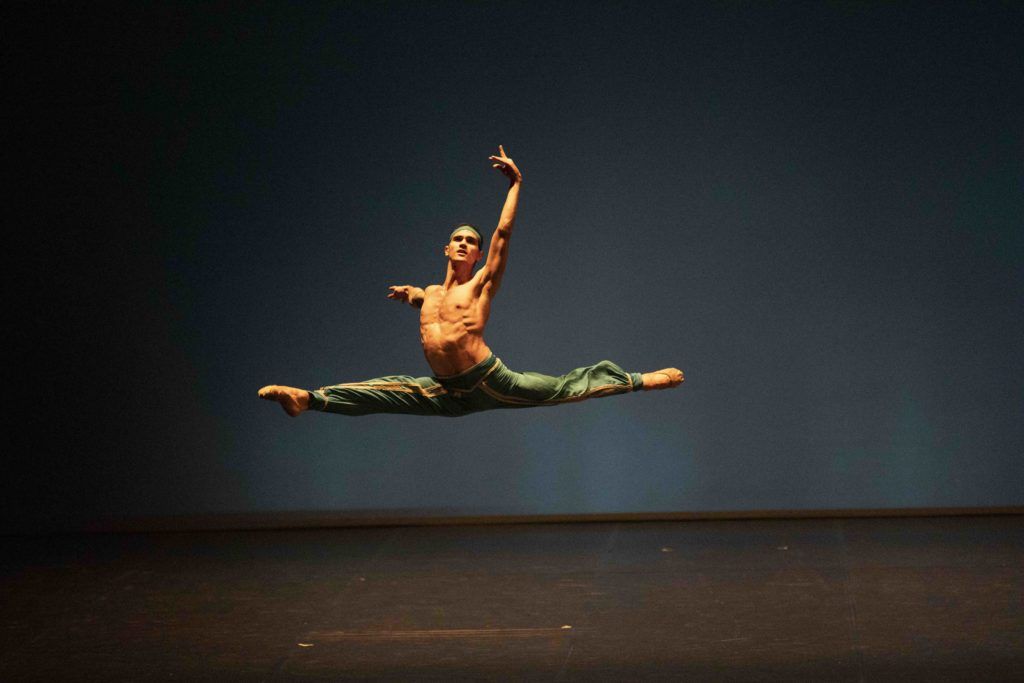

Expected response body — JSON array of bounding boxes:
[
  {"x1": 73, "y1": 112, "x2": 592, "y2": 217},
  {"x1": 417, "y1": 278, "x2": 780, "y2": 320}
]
[{"x1": 259, "y1": 145, "x2": 683, "y2": 418}]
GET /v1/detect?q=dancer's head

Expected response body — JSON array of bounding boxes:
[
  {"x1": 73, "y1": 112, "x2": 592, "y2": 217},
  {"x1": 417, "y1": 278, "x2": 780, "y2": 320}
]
[{"x1": 444, "y1": 224, "x2": 483, "y2": 267}]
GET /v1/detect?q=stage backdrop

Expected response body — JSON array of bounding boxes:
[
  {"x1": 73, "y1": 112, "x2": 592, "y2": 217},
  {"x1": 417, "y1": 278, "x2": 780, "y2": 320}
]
[{"x1": 8, "y1": 2, "x2": 1022, "y2": 532}]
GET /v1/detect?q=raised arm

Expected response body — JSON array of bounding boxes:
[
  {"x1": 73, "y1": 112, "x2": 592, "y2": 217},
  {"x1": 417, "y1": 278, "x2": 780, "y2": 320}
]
[{"x1": 481, "y1": 145, "x2": 522, "y2": 293}]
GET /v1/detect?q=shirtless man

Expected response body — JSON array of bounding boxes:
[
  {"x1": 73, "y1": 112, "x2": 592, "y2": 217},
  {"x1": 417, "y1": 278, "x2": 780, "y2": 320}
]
[{"x1": 259, "y1": 145, "x2": 682, "y2": 418}]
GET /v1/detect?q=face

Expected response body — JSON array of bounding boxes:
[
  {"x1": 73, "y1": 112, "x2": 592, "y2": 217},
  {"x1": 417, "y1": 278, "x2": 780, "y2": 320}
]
[{"x1": 444, "y1": 229, "x2": 482, "y2": 266}]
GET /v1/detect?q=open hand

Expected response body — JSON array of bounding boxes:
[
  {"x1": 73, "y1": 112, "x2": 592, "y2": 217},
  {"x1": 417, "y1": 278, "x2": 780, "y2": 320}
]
[
  {"x1": 489, "y1": 145, "x2": 522, "y2": 184},
  {"x1": 387, "y1": 285, "x2": 413, "y2": 302}
]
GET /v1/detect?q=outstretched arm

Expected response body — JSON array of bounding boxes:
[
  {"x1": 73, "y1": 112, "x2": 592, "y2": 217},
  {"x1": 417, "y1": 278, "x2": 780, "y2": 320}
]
[
  {"x1": 387, "y1": 285, "x2": 425, "y2": 308},
  {"x1": 481, "y1": 145, "x2": 522, "y2": 293}
]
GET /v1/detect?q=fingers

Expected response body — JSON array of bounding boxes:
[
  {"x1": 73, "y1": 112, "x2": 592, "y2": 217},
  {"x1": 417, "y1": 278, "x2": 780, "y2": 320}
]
[
  {"x1": 490, "y1": 146, "x2": 516, "y2": 177},
  {"x1": 490, "y1": 144, "x2": 511, "y2": 163}
]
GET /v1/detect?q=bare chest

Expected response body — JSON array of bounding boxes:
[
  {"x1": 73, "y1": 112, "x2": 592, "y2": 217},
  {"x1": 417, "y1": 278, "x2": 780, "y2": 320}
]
[{"x1": 422, "y1": 285, "x2": 480, "y2": 323}]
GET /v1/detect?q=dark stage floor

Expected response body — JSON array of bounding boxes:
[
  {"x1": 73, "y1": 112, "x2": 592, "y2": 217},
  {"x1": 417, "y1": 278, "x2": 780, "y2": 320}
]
[{"x1": 1, "y1": 515, "x2": 1022, "y2": 681}]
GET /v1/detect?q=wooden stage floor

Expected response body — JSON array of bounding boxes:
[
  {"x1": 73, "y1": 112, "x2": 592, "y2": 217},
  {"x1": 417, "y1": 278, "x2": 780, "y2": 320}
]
[{"x1": 2, "y1": 515, "x2": 1021, "y2": 681}]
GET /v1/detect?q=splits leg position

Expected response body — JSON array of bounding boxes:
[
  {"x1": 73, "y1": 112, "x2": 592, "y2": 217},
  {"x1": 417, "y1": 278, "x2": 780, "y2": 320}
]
[
  {"x1": 260, "y1": 363, "x2": 683, "y2": 418},
  {"x1": 258, "y1": 385, "x2": 310, "y2": 417}
]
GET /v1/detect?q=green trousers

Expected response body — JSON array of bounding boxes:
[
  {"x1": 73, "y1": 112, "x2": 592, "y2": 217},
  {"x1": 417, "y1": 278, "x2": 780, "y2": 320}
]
[{"x1": 308, "y1": 354, "x2": 644, "y2": 417}]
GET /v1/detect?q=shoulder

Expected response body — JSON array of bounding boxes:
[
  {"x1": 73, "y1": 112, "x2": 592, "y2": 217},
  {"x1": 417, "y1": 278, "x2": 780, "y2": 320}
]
[{"x1": 420, "y1": 285, "x2": 442, "y2": 303}]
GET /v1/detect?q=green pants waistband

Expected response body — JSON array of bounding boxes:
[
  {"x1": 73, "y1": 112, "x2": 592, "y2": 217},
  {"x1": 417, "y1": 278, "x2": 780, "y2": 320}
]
[{"x1": 433, "y1": 353, "x2": 499, "y2": 393}]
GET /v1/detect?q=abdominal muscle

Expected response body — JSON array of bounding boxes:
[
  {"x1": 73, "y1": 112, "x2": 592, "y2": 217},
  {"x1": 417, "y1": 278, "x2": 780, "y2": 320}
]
[{"x1": 419, "y1": 284, "x2": 492, "y2": 376}]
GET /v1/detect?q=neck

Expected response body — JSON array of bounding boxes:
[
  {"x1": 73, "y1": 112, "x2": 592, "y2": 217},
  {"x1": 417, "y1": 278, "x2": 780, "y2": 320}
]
[{"x1": 444, "y1": 261, "x2": 474, "y2": 287}]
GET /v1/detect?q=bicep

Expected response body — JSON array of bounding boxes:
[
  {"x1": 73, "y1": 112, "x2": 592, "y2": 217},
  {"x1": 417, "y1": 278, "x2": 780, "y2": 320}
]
[{"x1": 482, "y1": 229, "x2": 511, "y2": 286}]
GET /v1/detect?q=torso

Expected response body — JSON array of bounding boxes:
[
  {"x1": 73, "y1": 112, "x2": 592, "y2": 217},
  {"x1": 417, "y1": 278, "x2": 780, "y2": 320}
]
[{"x1": 419, "y1": 272, "x2": 494, "y2": 376}]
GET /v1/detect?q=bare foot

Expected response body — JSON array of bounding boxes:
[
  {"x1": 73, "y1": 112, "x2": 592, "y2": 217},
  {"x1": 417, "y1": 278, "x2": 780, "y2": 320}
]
[
  {"x1": 258, "y1": 385, "x2": 310, "y2": 417},
  {"x1": 640, "y1": 368, "x2": 684, "y2": 391}
]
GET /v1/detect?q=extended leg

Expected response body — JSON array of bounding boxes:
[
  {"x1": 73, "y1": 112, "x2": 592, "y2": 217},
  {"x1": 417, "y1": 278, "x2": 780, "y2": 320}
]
[
  {"x1": 478, "y1": 359, "x2": 637, "y2": 407},
  {"x1": 296, "y1": 373, "x2": 463, "y2": 417},
  {"x1": 312, "y1": 374, "x2": 452, "y2": 417},
  {"x1": 259, "y1": 374, "x2": 455, "y2": 417},
  {"x1": 476, "y1": 359, "x2": 684, "y2": 409}
]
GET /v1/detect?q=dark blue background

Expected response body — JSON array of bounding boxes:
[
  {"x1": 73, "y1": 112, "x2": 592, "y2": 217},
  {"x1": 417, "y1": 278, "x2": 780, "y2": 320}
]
[{"x1": 8, "y1": 2, "x2": 1022, "y2": 532}]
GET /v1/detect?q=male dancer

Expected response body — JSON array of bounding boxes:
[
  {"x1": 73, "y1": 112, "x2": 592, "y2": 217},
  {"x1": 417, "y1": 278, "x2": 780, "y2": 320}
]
[{"x1": 259, "y1": 145, "x2": 683, "y2": 418}]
